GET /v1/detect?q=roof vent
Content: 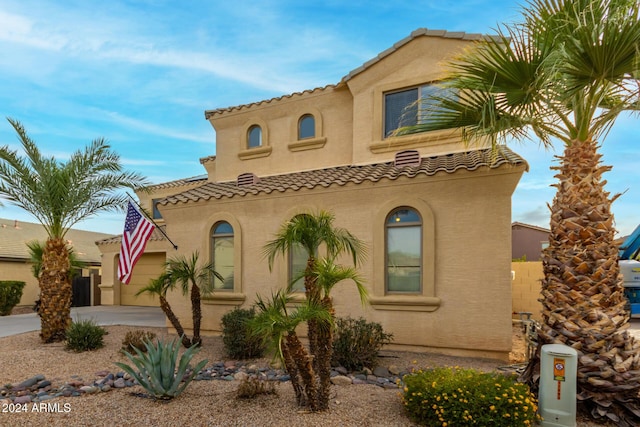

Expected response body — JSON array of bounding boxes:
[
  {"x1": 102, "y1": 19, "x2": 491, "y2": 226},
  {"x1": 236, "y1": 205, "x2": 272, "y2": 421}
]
[
  {"x1": 394, "y1": 150, "x2": 421, "y2": 167},
  {"x1": 237, "y1": 172, "x2": 260, "y2": 186}
]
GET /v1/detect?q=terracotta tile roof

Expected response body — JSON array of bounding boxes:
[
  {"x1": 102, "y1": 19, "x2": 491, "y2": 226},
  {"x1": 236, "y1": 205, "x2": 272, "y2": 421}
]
[
  {"x1": 159, "y1": 147, "x2": 527, "y2": 206},
  {"x1": 204, "y1": 28, "x2": 497, "y2": 120},
  {"x1": 0, "y1": 218, "x2": 113, "y2": 262},
  {"x1": 204, "y1": 85, "x2": 336, "y2": 119},
  {"x1": 340, "y1": 28, "x2": 494, "y2": 83},
  {"x1": 146, "y1": 175, "x2": 208, "y2": 191}
]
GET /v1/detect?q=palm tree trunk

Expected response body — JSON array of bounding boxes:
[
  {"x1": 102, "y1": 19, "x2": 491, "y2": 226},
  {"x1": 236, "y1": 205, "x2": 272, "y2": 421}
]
[
  {"x1": 304, "y1": 257, "x2": 320, "y2": 373},
  {"x1": 39, "y1": 238, "x2": 72, "y2": 343},
  {"x1": 315, "y1": 295, "x2": 334, "y2": 411},
  {"x1": 191, "y1": 283, "x2": 202, "y2": 347},
  {"x1": 286, "y1": 332, "x2": 318, "y2": 412},
  {"x1": 538, "y1": 139, "x2": 640, "y2": 421},
  {"x1": 281, "y1": 336, "x2": 306, "y2": 407},
  {"x1": 159, "y1": 295, "x2": 191, "y2": 348}
]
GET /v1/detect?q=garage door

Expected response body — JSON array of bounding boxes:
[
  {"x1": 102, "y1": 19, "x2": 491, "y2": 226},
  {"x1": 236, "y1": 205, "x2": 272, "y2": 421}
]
[{"x1": 120, "y1": 252, "x2": 165, "y2": 306}]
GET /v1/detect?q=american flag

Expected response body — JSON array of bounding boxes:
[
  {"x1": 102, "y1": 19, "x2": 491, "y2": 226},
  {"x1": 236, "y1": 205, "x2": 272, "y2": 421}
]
[{"x1": 118, "y1": 201, "x2": 155, "y2": 284}]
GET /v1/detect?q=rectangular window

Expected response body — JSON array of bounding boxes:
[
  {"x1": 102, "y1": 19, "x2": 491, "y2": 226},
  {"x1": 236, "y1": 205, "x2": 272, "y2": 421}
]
[
  {"x1": 383, "y1": 84, "x2": 455, "y2": 137},
  {"x1": 387, "y1": 225, "x2": 421, "y2": 292}
]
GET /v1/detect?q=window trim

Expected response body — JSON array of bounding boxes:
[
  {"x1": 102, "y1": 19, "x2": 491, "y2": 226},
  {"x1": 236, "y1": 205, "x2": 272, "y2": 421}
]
[
  {"x1": 211, "y1": 221, "x2": 234, "y2": 291},
  {"x1": 288, "y1": 108, "x2": 326, "y2": 151},
  {"x1": 370, "y1": 198, "x2": 439, "y2": 312},
  {"x1": 202, "y1": 213, "x2": 245, "y2": 305},
  {"x1": 370, "y1": 79, "x2": 459, "y2": 154},
  {"x1": 238, "y1": 118, "x2": 272, "y2": 160},
  {"x1": 385, "y1": 207, "x2": 423, "y2": 294}
]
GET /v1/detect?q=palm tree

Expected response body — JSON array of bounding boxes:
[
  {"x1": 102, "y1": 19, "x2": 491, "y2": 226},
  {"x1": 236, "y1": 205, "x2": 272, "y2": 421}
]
[
  {"x1": 0, "y1": 118, "x2": 148, "y2": 342},
  {"x1": 396, "y1": 0, "x2": 640, "y2": 422},
  {"x1": 250, "y1": 289, "x2": 333, "y2": 411},
  {"x1": 306, "y1": 257, "x2": 368, "y2": 410},
  {"x1": 136, "y1": 274, "x2": 192, "y2": 348},
  {"x1": 164, "y1": 252, "x2": 223, "y2": 347},
  {"x1": 264, "y1": 211, "x2": 367, "y2": 411},
  {"x1": 264, "y1": 211, "x2": 366, "y2": 359},
  {"x1": 27, "y1": 240, "x2": 86, "y2": 314}
]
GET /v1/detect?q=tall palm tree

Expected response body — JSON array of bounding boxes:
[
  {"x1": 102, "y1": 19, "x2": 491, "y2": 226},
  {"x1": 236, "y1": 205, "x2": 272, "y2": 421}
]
[
  {"x1": 396, "y1": 0, "x2": 640, "y2": 422},
  {"x1": 0, "y1": 118, "x2": 148, "y2": 342},
  {"x1": 264, "y1": 211, "x2": 366, "y2": 360},
  {"x1": 136, "y1": 274, "x2": 192, "y2": 348},
  {"x1": 164, "y1": 251, "x2": 223, "y2": 347}
]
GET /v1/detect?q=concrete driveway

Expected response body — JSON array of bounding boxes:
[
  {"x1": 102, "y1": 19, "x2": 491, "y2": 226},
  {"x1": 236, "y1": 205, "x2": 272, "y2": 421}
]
[{"x1": 0, "y1": 306, "x2": 166, "y2": 338}]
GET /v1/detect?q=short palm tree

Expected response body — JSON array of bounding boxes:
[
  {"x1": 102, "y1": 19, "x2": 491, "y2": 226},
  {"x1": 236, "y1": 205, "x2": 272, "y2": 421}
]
[
  {"x1": 27, "y1": 240, "x2": 86, "y2": 283},
  {"x1": 136, "y1": 274, "x2": 192, "y2": 348},
  {"x1": 264, "y1": 211, "x2": 367, "y2": 411},
  {"x1": 164, "y1": 251, "x2": 223, "y2": 347},
  {"x1": 396, "y1": 0, "x2": 640, "y2": 422},
  {"x1": 0, "y1": 118, "x2": 148, "y2": 342},
  {"x1": 250, "y1": 289, "x2": 332, "y2": 411}
]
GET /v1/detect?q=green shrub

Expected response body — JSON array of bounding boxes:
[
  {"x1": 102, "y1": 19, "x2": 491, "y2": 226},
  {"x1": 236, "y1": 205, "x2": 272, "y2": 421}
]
[
  {"x1": 114, "y1": 337, "x2": 207, "y2": 400},
  {"x1": 121, "y1": 330, "x2": 157, "y2": 353},
  {"x1": 0, "y1": 281, "x2": 26, "y2": 316},
  {"x1": 236, "y1": 376, "x2": 278, "y2": 399},
  {"x1": 222, "y1": 308, "x2": 265, "y2": 359},
  {"x1": 332, "y1": 316, "x2": 393, "y2": 370},
  {"x1": 65, "y1": 319, "x2": 107, "y2": 352},
  {"x1": 401, "y1": 367, "x2": 540, "y2": 426}
]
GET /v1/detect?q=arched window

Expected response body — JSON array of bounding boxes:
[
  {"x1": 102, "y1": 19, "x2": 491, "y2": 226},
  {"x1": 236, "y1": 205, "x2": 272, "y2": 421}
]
[
  {"x1": 298, "y1": 114, "x2": 315, "y2": 140},
  {"x1": 289, "y1": 242, "x2": 308, "y2": 292},
  {"x1": 247, "y1": 125, "x2": 262, "y2": 148},
  {"x1": 386, "y1": 207, "x2": 422, "y2": 293},
  {"x1": 211, "y1": 222, "x2": 234, "y2": 290}
]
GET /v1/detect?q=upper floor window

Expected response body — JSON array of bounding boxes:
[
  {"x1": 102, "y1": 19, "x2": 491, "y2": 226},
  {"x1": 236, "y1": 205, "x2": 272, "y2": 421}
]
[
  {"x1": 386, "y1": 207, "x2": 422, "y2": 293},
  {"x1": 247, "y1": 125, "x2": 262, "y2": 148},
  {"x1": 152, "y1": 199, "x2": 162, "y2": 220},
  {"x1": 298, "y1": 114, "x2": 315, "y2": 140},
  {"x1": 383, "y1": 84, "x2": 455, "y2": 137},
  {"x1": 211, "y1": 221, "x2": 234, "y2": 290}
]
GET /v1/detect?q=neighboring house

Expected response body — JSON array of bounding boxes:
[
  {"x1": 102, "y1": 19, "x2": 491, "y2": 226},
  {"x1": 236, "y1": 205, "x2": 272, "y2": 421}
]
[
  {"x1": 0, "y1": 218, "x2": 112, "y2": 307},
  {"x1": 97, "y1": 29, "x2": 528, "y2": 360},
  {"x1": 512, "y1": 222, "x2": 550, "y2": 261}
]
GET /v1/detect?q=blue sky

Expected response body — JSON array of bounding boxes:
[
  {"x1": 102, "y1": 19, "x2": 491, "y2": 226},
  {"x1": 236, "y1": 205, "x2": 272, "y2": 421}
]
[{"x1": 0, "y1": 0, "x2": 638, "y2": 237}]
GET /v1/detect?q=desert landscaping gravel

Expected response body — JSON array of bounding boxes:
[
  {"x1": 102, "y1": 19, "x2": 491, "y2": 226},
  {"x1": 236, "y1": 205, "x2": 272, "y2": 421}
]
[{"x1": 0, "y1": 321, "x2": 614, "y2": 426}]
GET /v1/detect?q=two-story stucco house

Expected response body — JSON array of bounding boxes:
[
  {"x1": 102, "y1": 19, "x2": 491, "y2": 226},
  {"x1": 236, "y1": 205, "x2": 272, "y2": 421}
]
[{"x1": 97, "y1": 29, "x2": 528, "y2": 360}]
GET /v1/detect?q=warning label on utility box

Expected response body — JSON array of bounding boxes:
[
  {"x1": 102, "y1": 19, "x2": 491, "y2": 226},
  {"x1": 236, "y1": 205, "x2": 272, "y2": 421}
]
[{"x1": 553, "y1": 358, "x2": 566, "y2": 382}]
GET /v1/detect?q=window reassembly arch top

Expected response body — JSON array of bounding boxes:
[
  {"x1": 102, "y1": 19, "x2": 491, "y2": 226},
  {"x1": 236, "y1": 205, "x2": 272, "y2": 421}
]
[
  {"x1": 238, "y1": 118, "x2": 272, "y2": 160},
  {"x1": 288, "y1": 108, "x2": 326, "y2": 151}
]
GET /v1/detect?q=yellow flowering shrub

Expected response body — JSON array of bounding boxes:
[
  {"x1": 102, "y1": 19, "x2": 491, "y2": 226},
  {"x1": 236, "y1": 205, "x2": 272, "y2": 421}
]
[{"x1": 401, "y1": 367, "x2": 540, "y2": 426}]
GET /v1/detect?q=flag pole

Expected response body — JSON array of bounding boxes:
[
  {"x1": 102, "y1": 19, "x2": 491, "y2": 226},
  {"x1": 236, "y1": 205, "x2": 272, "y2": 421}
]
[{"x1": 126, "y1": 193, "x2": 178, "y2": 250}]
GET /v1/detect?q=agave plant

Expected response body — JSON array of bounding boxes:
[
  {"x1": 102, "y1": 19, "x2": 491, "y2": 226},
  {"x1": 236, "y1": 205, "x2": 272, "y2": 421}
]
[{"x1": 114, "y1": 337, "x2": 207, "y2": 400}]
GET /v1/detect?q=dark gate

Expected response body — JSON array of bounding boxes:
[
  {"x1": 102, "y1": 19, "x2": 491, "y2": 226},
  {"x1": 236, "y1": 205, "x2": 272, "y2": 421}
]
[{"x1": 72, "y1": 276, "x2": 91, "y2": 307}]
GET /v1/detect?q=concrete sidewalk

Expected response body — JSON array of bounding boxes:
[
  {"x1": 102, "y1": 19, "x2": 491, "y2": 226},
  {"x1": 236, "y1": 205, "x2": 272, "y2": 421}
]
[{"x1": 0, "y1": 306, "x2": 166, "y2": 338}]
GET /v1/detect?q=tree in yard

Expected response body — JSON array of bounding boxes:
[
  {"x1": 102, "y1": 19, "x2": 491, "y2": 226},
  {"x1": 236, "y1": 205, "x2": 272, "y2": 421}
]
[
  {"x1": 263, "y1": 210, "x2": 367, "y2": 411},
  {"x1": 249, "y1": 289, "x2": 333, "y2": 411},
  {"x1": 0, "y1": 118, "x2": 148, "y2": 342},
  {"x1": 396, "y1": 0, "x2": 640, "y2": 423},
  {"x1": 136, "y1": 273, "x2": 192, "y2": 348},
  {"x1": 163, "y1": 251, "x2": 223, "y2": 347}
]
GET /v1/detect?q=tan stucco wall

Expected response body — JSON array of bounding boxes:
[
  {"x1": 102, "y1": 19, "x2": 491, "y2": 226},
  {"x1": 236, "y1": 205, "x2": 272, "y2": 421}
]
[
  {"x1": 98, "y1": 240, "x2": 166, "y2": 307},
  {"x1": 511, "y1": 261, "x2": 544, "y2": 321},
  {"x1": 155, "y1": 164, "x2": 523, "y2": 360},
  {"x1": 0, "y1": 260, "x2": 38, "y2": 306}
]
